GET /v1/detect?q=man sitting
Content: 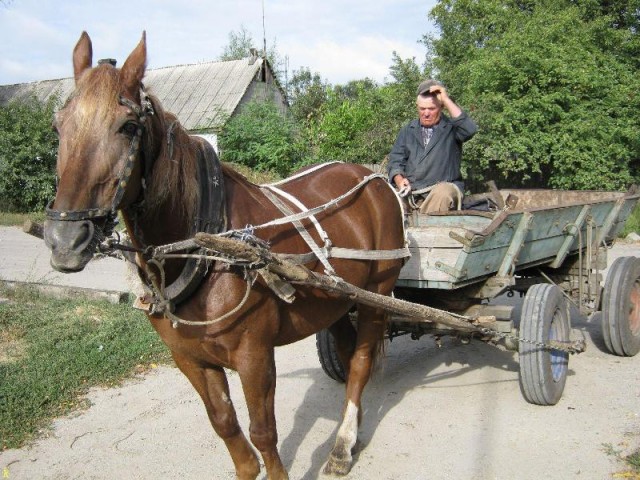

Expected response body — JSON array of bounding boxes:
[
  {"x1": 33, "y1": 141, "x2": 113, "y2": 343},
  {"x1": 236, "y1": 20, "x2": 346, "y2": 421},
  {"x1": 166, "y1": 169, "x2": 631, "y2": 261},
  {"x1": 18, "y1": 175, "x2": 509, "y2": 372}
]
[{"x1": 388, "y1": 79, "x2": 478, "y2": 213}]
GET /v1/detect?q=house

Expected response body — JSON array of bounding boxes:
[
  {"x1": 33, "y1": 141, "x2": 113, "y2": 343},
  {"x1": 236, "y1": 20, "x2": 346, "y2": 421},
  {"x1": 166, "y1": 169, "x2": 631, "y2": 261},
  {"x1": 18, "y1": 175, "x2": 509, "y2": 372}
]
[{"x1": 0, "y1": 51, "x2": 288, "y2": 152}]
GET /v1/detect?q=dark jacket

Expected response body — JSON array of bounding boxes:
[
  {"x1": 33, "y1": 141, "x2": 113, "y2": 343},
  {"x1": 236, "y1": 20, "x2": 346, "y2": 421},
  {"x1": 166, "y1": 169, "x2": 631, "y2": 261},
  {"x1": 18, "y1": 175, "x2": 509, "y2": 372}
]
[{"x1": 387, "y1": 112, "x2": 478, "y2": 192}]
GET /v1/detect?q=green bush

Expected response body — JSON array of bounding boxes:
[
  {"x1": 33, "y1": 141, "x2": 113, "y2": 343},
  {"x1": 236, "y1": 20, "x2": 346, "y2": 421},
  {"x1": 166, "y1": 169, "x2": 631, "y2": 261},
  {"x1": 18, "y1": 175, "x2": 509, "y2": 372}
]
[
  {"x1": 218, "y1": 100, "x2": 304, "y2": 177},
  {"x1": 0, "y1": 95, "x2": 59, "y2": 212}
]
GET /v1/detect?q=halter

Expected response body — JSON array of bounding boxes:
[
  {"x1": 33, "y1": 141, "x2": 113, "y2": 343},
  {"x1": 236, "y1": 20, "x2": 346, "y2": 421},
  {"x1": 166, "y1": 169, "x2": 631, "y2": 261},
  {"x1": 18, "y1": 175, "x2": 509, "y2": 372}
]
[{"x1": 45, "y1": 91, "x2": 155, "y2": 234}]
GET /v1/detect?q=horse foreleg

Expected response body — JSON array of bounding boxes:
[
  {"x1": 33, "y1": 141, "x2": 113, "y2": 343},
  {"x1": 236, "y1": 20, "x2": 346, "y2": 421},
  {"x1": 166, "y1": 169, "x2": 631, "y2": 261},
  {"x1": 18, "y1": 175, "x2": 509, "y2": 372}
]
[
  {"x1": 238, "y1": 349, "x2": 288, "y2": 480},
  {"x1": 172, "y1": 353, "x2": 261, "y2": 480},
  {"x1": 324, "y1": 305, "x2": 385, "y2": 476}
]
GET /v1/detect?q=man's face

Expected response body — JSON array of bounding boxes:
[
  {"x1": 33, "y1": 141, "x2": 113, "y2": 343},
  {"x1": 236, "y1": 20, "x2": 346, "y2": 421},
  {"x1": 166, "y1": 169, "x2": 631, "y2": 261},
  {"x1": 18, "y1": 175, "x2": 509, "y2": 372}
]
[{"x1": 417, "y1": 95, "x2": 442, "y2": 127}]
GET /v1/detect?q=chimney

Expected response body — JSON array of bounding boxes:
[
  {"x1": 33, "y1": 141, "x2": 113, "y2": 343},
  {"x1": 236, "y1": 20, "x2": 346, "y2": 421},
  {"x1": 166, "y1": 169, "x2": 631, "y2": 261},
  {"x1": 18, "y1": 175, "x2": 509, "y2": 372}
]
[
  {"x1": 98, "y1": 58, "x2": 117, "y2": 67},
  {"x1": 248, "y1": 48, "x2": 258, "y2": 65}
]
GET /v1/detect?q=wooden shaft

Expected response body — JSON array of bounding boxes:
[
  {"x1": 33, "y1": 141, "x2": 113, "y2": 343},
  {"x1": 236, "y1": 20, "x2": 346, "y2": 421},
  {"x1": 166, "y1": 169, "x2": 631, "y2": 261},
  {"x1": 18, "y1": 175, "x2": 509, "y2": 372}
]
[
  {"x1": 194, "y1": 232, "x2": 480, "y2": 332},
  {"x1": 23, "y1": 220, "x2": 44, "y2": 239}
]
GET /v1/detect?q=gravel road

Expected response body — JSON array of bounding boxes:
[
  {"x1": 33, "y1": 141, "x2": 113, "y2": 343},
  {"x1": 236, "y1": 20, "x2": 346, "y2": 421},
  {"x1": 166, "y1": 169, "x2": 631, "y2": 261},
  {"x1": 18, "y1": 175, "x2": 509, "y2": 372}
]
[{"x1": 1, "y1": 227, "x2": 639, "y2": 479}]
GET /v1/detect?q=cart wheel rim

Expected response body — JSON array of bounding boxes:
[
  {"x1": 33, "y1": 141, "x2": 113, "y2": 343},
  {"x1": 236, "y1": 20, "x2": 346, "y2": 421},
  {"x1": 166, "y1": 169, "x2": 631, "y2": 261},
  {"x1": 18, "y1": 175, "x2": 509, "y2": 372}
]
[
  {"x1": 629, "y1": 280, "x2": 640, "y2": 336},
  {"x1": 549, "y1": 308, "x2": 569, "y2": 382}
]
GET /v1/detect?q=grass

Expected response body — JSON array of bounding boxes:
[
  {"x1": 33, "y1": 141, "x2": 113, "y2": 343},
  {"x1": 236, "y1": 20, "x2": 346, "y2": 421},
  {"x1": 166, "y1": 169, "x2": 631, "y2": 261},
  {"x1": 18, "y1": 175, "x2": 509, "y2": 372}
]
[
  {"x1": 0, "y1": 211, "x2": 44, "y2": 227},
  {"x1": 604, "y1": 442, "x2": 640, "y2": 479},
  {"x1": 622, "y1": 203, "x2": 640, "y2": 237},
  {"x1": 0, "y1": 285, "x2": 172, "y2": 450}
]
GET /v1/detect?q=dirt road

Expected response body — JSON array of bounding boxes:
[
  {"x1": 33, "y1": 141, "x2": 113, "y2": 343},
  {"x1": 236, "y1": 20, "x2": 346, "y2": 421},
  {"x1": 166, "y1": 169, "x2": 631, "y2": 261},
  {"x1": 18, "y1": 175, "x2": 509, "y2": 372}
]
[{"x1": 1, "y1": 239, "x2": 639, "y2": 479}]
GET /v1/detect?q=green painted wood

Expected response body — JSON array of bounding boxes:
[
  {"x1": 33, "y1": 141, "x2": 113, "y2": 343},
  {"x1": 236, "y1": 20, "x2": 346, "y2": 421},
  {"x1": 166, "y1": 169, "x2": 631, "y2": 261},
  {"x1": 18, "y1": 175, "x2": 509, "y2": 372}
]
[{"x1": 398, "y1": 190, "x2": 640, "y2": 291}]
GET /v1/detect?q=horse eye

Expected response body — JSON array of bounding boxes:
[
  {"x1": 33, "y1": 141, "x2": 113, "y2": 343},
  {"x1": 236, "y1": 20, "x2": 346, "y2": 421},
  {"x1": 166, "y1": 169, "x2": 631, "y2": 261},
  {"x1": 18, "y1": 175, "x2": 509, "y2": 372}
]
[{"x1": 120, "y1": 122, "x2": 139, "y2": 137}]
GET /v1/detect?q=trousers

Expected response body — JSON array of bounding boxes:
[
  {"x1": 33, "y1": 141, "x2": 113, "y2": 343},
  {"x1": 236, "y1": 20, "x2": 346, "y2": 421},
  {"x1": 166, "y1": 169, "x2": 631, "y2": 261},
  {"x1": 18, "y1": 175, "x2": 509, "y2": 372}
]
[{"x1": 417, "y1": 182, "x2": 462, "y2": 214}]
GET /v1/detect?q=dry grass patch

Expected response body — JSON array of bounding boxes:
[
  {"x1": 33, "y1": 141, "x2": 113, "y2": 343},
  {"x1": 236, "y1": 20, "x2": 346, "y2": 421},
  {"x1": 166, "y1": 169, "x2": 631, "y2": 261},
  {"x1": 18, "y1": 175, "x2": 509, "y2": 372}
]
[{"x1": 0, "y1": 325, "x2": 27, "y2": 364}]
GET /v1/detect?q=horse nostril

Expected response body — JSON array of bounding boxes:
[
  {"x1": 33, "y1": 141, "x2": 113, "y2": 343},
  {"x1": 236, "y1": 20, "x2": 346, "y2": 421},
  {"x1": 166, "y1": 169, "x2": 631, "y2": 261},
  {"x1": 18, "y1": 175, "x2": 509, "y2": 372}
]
[
  {"x1": 71, "y1": 220, "x2": 95, "y2": 251},
  {"x1": 44, "y1": 219, "x2": 96, "y2": 255}
]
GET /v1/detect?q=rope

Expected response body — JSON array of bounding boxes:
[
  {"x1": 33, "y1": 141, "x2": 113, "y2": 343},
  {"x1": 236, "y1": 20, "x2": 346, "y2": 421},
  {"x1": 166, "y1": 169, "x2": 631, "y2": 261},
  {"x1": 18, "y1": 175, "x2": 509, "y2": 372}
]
[{"x1": 165, "y1": 274, "x2": 254, "y2": 328}]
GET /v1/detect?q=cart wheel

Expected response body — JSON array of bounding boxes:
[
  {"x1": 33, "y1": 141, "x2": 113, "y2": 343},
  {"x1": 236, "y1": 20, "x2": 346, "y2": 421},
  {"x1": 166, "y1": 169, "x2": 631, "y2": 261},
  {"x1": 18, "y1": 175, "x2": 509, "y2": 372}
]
[
  {"x1": 519, "y1": 284, "x2": 570, "y2": 406},
  {"x1": 602, "y1": 256, "x2": 640, "y2": 357},
  {"x1": 316, "y1": 328, "x2": 346, "y2": 383}
]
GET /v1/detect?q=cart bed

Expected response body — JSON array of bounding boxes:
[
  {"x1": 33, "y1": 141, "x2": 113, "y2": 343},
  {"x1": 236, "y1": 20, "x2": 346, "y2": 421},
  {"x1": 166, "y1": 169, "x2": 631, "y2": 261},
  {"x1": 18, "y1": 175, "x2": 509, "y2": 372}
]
[{"x1": 398, "y1": 189, "x2": 640, "y2": 290}]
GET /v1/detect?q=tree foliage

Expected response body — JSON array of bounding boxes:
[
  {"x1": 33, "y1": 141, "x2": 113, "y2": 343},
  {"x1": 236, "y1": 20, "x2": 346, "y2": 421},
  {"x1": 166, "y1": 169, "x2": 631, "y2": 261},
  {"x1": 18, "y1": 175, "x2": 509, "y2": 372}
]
[
  {"x1": 218, "y1": 25, "x2": 285, "y2": 85},
  {"x1": 218, "y1": 25, "x2": 256, "y2": 61},
  {"x1": 295, "y1": 54, "x2": 429, "y2": 167},
  {"x1": 426, "y1": 0, "x2": 640, "y2": 191},
  {"x1": 287, "y1": 67, "x2": 328, "y2": 124},
  {"x1": 217, "y1": 100, "x2": 303, "y2": 177},
  {"x1": 0, "y1": 96, "x2": 58, "y2": 212}
]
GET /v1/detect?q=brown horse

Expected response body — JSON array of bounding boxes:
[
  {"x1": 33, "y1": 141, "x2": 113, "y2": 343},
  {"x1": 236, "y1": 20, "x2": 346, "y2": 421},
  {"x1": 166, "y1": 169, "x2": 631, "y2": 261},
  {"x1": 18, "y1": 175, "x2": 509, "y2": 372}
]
[{"x1": 44, "y1": 31, "x2": 405, "y2": 479}]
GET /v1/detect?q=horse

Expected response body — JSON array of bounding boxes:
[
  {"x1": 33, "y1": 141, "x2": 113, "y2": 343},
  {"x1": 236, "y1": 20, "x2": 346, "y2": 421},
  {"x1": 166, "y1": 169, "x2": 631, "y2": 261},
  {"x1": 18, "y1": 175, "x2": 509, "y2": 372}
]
[{"x1": 44, "y1": 31, "x2": 406, "y2": 480}]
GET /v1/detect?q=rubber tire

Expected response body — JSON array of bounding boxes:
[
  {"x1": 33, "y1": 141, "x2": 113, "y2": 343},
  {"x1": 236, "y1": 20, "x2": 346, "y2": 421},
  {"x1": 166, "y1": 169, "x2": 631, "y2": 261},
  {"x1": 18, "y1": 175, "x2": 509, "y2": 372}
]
[
  {"x1": 519, "y1": 284, "x2": 570, "y2": 406},
  {"x1": 316, "y1": 328, "x2": 346, "y2": 383},
  {"x1": 602, "y1": 256, "x2": 640, "y2": 356}
]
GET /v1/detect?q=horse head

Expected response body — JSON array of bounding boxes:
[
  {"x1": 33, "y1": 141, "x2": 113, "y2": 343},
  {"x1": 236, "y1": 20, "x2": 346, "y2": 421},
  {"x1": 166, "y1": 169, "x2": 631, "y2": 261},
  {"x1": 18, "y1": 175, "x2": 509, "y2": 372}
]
[{"x1": 45, "y1": 31, "x2": 151, "y2": 272}]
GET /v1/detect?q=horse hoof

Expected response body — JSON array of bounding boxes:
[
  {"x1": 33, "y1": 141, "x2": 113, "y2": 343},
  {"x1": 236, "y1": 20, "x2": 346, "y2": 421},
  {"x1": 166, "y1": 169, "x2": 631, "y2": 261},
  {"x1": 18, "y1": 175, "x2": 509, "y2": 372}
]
[{"x1": 323, "y1": 454, "x2": 352, "y2": 477}]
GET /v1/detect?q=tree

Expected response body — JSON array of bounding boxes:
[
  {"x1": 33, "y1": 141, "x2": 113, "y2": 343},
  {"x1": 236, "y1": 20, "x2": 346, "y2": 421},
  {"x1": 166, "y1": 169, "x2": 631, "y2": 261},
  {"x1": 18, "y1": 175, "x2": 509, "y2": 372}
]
[
  {"x1": 426, "y1": 0, "x2": 640, "y2": 191},
  {"x1": 287, "y1": 67, "x2": 328, "y2": 123},
  {"x1": 285, "y1": 53, "x2": 430, "y2": 167},
  {"x1": 218, "y1": 25, "x2": 256, "y2": 61},
  {"x1": 218, "y1": 26, "x2": 285, "y2": 85},
  {"x1": 0, "y1": 95, "x2": 59, "y2": 211},
  {"x1": 218, "y1": 100, "x2": 303, "y2": 176}
]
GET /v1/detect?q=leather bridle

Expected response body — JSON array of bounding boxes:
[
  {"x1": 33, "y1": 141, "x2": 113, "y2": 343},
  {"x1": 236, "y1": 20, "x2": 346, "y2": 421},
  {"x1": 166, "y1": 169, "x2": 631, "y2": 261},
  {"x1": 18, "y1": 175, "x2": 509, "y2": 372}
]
[{"x1": 45, "y1": 91, "x2": 155, "y2": 237}]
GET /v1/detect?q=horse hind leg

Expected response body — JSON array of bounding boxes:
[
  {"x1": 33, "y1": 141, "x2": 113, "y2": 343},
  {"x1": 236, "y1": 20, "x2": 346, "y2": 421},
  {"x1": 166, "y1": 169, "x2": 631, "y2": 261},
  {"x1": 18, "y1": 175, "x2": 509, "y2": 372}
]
[
  {"x1": 172, "y1": 353, "x2": 261, "y2": 480},
  {"x1": 323, "y1": 304, "x2": 386, "y2": 476}
]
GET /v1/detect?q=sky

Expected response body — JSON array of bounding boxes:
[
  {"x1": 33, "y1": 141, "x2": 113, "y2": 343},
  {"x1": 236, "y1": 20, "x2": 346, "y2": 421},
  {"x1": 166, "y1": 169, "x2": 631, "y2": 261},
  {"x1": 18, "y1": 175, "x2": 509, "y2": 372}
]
[{"x1": 0, "y1": 0, "x2": 438, "y2": 87}]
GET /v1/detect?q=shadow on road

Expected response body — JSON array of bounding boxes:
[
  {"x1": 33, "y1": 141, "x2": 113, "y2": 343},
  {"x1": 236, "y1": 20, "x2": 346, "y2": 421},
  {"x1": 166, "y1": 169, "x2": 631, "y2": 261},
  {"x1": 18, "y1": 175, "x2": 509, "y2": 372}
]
[{"x1": 277, "y1": 332, "x2": 523, "y2": 479}]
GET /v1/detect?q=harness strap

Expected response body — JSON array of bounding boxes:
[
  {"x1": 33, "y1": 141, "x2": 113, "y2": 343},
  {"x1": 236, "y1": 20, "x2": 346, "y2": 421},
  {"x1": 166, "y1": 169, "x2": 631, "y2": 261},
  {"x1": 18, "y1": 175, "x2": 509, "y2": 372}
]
[
  {"x1": 264, "y1": 161, "x2": 341, "y2": 187},
  {"x1": 242, "y1": 172, "x2": 388, "y2": 231},
  {"x1": 261, "y1": 186, "x2": 337, "y2": 275},
  {"x1": 46, "y1": 90, "x2": 155, "y2": 224},
  {"x1": 262, "y1": 184, "x2": 331, "y2": 246},
  {"x1": 326, "y1": 246, "x2": 410, "y2": 260},
  {"x1": 258, "y1": 172, "x2": 411, "y2": 271}
]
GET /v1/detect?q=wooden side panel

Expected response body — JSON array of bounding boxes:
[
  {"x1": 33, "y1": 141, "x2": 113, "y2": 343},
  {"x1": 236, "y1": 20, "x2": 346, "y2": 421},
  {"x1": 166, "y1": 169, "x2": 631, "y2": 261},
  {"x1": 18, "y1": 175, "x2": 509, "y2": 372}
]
[{"x1": 398, "y1": 192, "x2": 640, "y2": 290}]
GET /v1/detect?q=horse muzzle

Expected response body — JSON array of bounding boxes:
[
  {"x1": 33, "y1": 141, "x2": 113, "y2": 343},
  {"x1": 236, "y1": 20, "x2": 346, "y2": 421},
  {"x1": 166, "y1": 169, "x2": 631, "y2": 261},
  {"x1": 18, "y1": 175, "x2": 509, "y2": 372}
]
[{"x1": 44, "y1": 218, "x2": 98, "y2": 272}]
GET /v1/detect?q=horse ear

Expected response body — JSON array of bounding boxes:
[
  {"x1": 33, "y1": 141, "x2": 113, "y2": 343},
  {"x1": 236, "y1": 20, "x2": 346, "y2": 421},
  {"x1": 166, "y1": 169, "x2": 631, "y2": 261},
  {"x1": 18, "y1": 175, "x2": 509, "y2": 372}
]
[
  {"x1": 72, "y1": 31, "x2": 93, "y2": 83},
  {"x1": 121, "y1": 31, "x2": 147, "y2": 94}
]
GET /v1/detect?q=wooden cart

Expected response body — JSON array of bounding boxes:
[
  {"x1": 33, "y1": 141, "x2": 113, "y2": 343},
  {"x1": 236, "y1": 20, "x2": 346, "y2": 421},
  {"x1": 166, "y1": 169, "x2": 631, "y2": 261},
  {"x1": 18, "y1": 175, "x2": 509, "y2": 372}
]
[{"x1": 316, "y1": 188, "x2": 640, "y2": 405}]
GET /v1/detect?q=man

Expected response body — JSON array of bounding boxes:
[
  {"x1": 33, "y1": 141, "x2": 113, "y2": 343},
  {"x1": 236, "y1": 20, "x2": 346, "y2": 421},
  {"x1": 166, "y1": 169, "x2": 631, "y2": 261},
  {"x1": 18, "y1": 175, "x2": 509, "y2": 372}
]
[{"x1": 387, "y1": 79, "x2": 478, "y2": 213}]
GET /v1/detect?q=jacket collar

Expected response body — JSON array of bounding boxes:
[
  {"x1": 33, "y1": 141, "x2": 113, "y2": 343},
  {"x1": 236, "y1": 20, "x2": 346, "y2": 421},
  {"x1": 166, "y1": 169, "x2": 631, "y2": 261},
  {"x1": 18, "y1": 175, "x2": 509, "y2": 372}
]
[{"x1": 411, "y1": 116, "x2": 452, "y2": 155}]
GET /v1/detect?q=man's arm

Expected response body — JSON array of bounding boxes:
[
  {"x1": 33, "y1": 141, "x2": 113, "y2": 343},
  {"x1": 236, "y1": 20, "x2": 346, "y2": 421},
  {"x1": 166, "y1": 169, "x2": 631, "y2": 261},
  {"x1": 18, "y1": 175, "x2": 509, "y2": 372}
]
[
  {"x1": 431, "y1": 85, "x2": 478, "y2": 141},
  {"x1": 430, "y1": 85, "x2": 462, "y2": 118},
  {"x1": 387, "y1": 126, "x2": 411, "y2": 190}
]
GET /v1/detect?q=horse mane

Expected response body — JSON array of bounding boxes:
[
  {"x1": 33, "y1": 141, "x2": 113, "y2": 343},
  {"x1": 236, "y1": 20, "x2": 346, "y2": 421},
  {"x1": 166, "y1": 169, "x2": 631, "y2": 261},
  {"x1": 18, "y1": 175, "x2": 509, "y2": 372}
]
[
  {"x1": 142, "y1": 94, "x2": 199, "y2": 226},
  {"x1": 68, "y1": 66, "x2": 121, "y2": 173}
]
